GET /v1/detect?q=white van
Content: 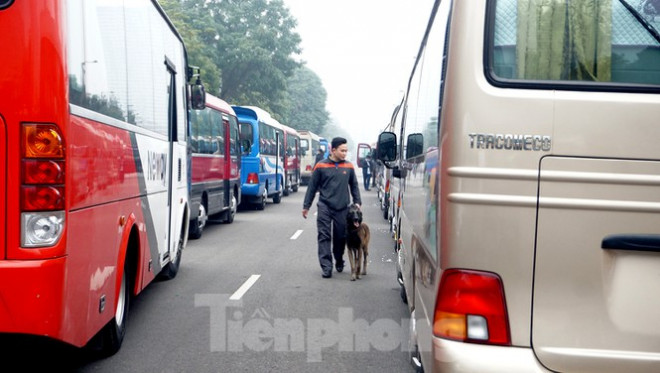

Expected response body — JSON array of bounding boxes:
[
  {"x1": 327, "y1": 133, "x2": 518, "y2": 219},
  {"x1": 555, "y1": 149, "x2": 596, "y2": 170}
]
[
  {"x1": 298, "y1": 130, "x2": 322, "y2": 185},
  {"x1": 378, "y1": 0, "x2": 660, "y2": 372}
]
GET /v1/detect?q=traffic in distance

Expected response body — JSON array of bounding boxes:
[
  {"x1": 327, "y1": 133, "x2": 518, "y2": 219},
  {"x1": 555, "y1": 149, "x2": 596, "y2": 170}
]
[{"x1": 1, "y1": 1, "x2": 660, "y2": 372}]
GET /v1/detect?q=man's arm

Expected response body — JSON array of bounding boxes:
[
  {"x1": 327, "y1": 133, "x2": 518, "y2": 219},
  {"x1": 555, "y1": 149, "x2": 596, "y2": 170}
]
[
  {"x1": 349, "y1": 167, "x2": 362, "y2": 207},
  {"x1": 302, "y1": 166, "x2": 321, "y2": 217}
]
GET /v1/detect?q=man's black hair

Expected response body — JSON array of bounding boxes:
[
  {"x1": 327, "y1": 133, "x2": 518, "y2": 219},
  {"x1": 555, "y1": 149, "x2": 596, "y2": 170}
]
[{"x1": 331, "y1": 137, "x2": 347, "y2": 150}]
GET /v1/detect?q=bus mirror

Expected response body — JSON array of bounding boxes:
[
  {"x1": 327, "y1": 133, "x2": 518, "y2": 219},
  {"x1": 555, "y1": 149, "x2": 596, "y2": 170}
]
[
  {"x1": 377, "y1": 132, "x2": 397, "y2": 164},
  {"x1": 406, "y1": 133, "x2": 424, "y2": 160},
  {"x1": 190, "y1": 81, "x2": 206, "y2": 110}
]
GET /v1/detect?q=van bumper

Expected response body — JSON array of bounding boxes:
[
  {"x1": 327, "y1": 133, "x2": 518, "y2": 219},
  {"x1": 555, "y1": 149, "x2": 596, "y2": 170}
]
[{"x1": 427, "y1": 337, "x2": 551, "y2": 372}]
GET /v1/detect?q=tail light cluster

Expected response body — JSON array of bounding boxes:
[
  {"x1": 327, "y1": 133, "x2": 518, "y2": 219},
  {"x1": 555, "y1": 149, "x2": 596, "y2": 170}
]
[
  {"x1": 433, "y1": 269, "x2": 511, "y2": 345},
  {"x1": 246, "y1": 172, "x2": 259, "y2": 184},
  {"x1": 21, "y1": 124, "x2": 65, "y2": 247}
]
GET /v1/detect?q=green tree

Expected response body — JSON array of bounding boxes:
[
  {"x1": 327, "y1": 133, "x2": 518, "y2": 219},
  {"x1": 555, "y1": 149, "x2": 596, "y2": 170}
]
[
  {"x1": 282, "y1": 66, "x2": 329, "y2": 133},
  {"x1": 159, "y1": 0, "x2": 222, "y2": 93},
  {"x1": 204, "y1": 0, "x2": 302, "y2": 114},
  {"x1": 160, "y1": 0, "x2": 322, "y2": 124}
]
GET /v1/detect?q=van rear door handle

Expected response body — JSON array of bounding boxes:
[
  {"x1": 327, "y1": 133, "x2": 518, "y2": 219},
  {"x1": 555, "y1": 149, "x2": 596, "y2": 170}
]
[{"x1": 601, "y1": 234, "x2": 660, "y2": 253}]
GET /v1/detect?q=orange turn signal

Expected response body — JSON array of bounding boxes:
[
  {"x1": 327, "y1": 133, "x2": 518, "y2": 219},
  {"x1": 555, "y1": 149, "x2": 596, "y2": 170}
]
[{"x1": 23, "y1": 124, "x2": 65, "y2": 159}]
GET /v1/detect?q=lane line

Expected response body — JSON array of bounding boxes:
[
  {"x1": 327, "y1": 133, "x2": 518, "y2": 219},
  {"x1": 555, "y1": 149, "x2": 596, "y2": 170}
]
[
  {"x1": 290, "y1": 229, "x2": 303, "y2": 240},
  {"x1": 230, "y1": 274, "x2": 261, "y2": 300}
]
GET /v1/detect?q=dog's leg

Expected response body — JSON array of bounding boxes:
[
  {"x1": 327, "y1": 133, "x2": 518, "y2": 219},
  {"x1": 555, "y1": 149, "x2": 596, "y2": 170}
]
[
  {"x1": 356, "y1": 249, "x2": 362, "y2": 280},
  {"x1": 362, "y1": 246, "x2": 368, "y2": 276},
  {"x1": 348, "y1": 248, "x2": 357, "y2": 281}
]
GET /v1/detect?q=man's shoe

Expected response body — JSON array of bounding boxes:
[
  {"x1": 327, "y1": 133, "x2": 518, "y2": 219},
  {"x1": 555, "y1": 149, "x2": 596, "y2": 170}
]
[
  {"x1": 322, "y1": 272, "x2": 332, "y2": 278},
  {"x1": 336, "y1": 265, "x2": 343, "y2": 273}
]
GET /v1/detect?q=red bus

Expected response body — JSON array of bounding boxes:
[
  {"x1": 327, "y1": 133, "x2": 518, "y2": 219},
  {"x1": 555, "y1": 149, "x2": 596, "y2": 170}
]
[
  {"x1": 281, "y1": 124, "x2": 301, "y2": 196},
  {"x1": 0, "y1": 0, "x2": 204, "y2": 355},
  {"x1": 189, "y1": 94, "x2": 241, "y2": 239}
]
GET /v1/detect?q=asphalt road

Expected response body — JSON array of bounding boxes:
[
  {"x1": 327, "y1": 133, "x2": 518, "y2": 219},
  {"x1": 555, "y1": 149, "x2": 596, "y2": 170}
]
[{"x1": 5, "y1": 179, "x2": 413, "y2": 372}]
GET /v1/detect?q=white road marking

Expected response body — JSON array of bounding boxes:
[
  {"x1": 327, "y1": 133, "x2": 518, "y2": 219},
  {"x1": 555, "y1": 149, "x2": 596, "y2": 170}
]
[
  {"x1": 230, "y1": 275, "x2": 261, "y2": 300},
  {"x1": 290, "y1": 230, "x2": 303, "y2": 240}
]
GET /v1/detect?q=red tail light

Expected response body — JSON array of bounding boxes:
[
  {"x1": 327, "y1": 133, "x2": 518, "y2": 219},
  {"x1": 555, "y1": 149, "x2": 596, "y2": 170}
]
[
  {"x1": 20, "y1": 124, "x2": 66, "y2": 248},
  {"x1": 247, "y1": 172, "x2": 259, "y2": 184},
  {"x1": 21, "y1": 186, "x2": 65, "y2": 211},
  {"x1": 23, "y1": 160, "x2": 65, "y2": 184},
  {"x1": 433, "y1": 269, "x2": 511, "y2": 345}
]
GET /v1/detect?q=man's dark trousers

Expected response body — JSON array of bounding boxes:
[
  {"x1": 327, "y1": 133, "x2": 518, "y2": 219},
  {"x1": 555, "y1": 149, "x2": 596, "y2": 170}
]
[{"x1": 316, "y1": 201, "x2": 346, "y2": 274}]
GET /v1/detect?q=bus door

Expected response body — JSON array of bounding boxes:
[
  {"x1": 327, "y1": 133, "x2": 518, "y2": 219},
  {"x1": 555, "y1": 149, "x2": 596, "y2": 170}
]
[
  {"x1": 1, "y1": 116, "x2": 4, "y2": 258},
  {"x1": 276, "y1": 132, "x2": 282, "y2": 192},
  {"x1": 164, "y1": 57, "x2": 179, "y2": 266},
  {"x1": 225, "y1": 116, "x2": 240, "y2": 207}
]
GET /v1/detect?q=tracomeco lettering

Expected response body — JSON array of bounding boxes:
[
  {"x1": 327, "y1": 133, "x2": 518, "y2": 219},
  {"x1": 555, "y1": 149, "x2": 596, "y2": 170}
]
[{"x1": 468, "y1": 133, "x2": 551, "y2": 151}]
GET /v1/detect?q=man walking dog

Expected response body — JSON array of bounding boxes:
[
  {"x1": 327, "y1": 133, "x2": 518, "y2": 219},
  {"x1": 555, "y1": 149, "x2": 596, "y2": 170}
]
[{"x1": 302, "y1": 137, "x2": 361, "y2": 278}]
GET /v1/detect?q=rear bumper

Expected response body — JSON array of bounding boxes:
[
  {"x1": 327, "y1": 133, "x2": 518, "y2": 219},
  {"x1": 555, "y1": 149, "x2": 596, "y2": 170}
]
[
  {"x1": 241, "y1": 183, "x2": 262, "y2": 197},
  {"x1": 0, "y1": 257, "x2": 67, "y2": 341},
  {"x1": 427, "y1": 338, "x2": 550, "y2": 373}
]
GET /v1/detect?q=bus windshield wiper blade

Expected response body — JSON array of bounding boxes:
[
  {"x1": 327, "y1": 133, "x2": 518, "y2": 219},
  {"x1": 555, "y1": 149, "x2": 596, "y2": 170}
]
[{"x1": 618, "y1": 0, "x2": 660, "y2": 44}]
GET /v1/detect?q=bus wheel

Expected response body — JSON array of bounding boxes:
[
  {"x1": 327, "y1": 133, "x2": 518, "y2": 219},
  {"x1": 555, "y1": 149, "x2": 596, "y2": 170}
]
[
  {"x1": 283, "y1": 178, "x2": 290, "y2": 196},
  {"x1": 272, "y1": 183, "x2": 282, "y2": 204},
  {"x1": 256, "y1": 187, "x2": 267, "y2": 211},
  {"x1": 90, "y1": 261, "x2": 130, "y2": 357},
  {"x1": 409, "y1": 310, "x2": 423, "y2": 372},
  {"x1": 224, "y1": 191, "x2": 237, "y2": 224},
  {"x1": 159, "y1": 236, "x2": 183, "y2": 280},
  {"x1": 189, "y1": 203, "x2": 207, "y2": 239}
]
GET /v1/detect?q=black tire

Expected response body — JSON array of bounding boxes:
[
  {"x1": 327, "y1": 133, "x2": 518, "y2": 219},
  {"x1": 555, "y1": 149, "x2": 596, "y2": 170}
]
[
  {"x1": 159, "y1": 236, "x2": 183, "y2": 280},
  {"x1": 272, "y1": 179, "x2": 283, "y2": 204},
  {"x1": 224, "y1": 190, "x2": 237, "y2": 224},
  {"x1": 88, "y1": 260, "x2": 130, "y2": 357},
  {"x1": 283, "y1": 178, "x2": 290, "y2": 196},
  {"x1": 256, "y1": 186, "x2": 267, "y2": 210},
  {"x1": 189, "y1": 202, "x2": 207, "y2": 239}
]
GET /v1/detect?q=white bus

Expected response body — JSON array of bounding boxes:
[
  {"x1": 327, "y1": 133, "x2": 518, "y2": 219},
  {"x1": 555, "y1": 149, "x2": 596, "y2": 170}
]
[
  {"x1": 298, "y1": 130, "x2": 322, "y2": 185},
  {"x1": 378, "y1": 0, "x2": 660, "y2": 371}
]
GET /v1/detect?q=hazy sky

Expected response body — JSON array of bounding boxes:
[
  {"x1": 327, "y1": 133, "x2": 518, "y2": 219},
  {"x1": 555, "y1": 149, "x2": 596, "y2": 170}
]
[{"x1": 282, "y1": 0, "x2": 435, "y2": 146}]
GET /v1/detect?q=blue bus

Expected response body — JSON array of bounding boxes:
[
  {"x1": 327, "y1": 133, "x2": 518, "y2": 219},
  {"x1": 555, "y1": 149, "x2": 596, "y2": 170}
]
[{"x1": 233, "y1": 106, "x2": 284, "y2": 210}]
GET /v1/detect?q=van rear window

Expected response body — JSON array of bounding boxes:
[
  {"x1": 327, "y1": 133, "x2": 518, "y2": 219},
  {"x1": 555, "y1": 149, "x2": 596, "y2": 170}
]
[{"x1": 490, "y1": 0, "x2": 660, "y2": 87}]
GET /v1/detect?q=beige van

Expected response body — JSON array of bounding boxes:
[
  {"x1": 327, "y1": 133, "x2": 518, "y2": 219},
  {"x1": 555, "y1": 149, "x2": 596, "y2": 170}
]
[{"x1": 378, "y1": 0, "x2": 660, "y2": 371}]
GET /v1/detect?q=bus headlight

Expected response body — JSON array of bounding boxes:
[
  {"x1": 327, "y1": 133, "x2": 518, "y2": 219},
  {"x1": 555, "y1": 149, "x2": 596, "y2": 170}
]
[{"x1": 21, "y1": 211, "x2": 65, "y2": 247}]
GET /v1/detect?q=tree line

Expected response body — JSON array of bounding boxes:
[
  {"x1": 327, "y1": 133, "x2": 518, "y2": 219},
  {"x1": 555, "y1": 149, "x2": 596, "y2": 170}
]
[{"x1": 159, "y1": 0, "x2": 329, "y2": 134}]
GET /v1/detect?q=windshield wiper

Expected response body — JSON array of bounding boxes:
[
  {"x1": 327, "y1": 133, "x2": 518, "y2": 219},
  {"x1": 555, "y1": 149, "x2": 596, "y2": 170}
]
[{"x1": 618, "y1": 0, "x2": 660, "y2": 44}]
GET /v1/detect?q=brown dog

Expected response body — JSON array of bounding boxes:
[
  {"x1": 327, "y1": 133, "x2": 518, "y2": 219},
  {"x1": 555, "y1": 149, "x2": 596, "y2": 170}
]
[{"x1": 346, "y1": 204, "x2": 370, "y2": 281}]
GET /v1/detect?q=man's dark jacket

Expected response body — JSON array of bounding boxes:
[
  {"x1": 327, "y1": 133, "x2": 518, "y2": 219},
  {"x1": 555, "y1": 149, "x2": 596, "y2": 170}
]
[{"x1": 303, "y1": 158, "x2": 361, "y2": 211}]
